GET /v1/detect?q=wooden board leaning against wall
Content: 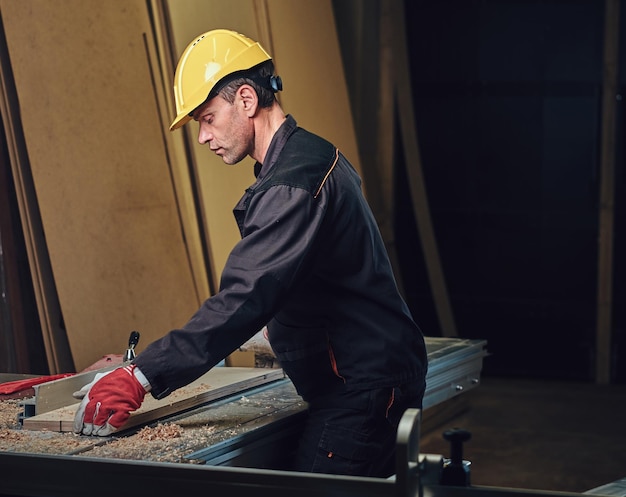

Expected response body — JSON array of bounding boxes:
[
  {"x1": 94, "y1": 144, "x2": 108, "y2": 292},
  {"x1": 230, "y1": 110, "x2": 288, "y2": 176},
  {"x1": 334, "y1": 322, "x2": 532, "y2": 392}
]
[{"x1": 0, "y1": 0, "x2": 203, "y2": 372}]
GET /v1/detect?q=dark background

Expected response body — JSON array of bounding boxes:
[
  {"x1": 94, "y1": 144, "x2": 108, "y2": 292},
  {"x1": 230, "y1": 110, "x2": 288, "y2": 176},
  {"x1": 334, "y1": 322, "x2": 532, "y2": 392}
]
[{"x1": 394, "y1": 0, "x2": 625, "y2": 382}]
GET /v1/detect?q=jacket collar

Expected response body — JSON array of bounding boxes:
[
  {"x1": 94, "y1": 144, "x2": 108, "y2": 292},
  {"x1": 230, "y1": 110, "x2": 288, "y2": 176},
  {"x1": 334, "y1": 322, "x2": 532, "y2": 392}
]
[{"x1": 254, "y1": 114, "x2": 298, "y2": 179}]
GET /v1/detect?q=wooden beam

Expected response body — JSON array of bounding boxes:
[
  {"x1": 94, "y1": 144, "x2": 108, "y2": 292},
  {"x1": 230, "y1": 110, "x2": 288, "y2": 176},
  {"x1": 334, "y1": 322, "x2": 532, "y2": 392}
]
[
  {"x1": 0, "y1": 8, "x2": 73, "y2": 374},
  {"x1": 331, "y1": 0, "x2": 407, "y2": 293},
  {"x1": 595, "y1": 0, "x2": 620, "y2": 384},
  {"x1": 388, "y1": 0, "x2": 458, "y2": 337},
  {"x1": 378, "y1": 0, "x2": 406, "y2": 294},
  {"x1": 146, "y1": 0, "x2": 213, "y2": 301},
  {"x1": 0, "y1": 120, "x2": 26, "y2": 372}
]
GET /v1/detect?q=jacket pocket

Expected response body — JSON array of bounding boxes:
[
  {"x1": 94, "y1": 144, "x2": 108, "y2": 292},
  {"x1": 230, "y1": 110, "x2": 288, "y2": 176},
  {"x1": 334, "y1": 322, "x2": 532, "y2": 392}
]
[{"x1": 267, "y1": 319, "x2": 340, "y2": 400}]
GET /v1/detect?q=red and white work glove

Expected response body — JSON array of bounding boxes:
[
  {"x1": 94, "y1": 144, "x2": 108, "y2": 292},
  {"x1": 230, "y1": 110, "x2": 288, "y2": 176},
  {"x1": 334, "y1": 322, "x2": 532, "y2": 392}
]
[{"x1": 73, "y1": 364, "x2": 150, "y2": 436}]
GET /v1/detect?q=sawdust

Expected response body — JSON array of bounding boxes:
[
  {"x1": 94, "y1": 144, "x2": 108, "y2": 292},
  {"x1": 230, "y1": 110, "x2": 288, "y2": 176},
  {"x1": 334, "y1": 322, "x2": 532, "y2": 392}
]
[
  {"x1": 0, "y1": 428, "x2": 94, "y2": 454},
  {"x1": 0, "y1": 400, "x2": 21, "y2": 429},
  {"x1": 167, "y1": 383, "x2": 211, "y2": 400},
  {"x1": 83, "y1": 422, "x2": 218, "y2": 463},
  {"x1": 0, "y1": 398, "x2": 217, "y2": 461},
  {"x1": 0, "y1": 399, "x2": 94, "y2": 454},
  {"x1": 136, "y1": 423, "x2": 183, "y2": 441}
]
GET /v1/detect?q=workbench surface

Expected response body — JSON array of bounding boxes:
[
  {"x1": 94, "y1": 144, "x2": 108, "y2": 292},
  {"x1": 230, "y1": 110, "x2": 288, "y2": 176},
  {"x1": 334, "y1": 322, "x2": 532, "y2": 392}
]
[{"x1": 0, "y1": 337, "x2": 487, "y2": 467}]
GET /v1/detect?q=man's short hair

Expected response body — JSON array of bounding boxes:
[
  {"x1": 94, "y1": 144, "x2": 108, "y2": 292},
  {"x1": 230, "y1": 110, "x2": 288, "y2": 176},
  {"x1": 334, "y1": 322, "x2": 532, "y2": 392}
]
[{"x1": 218, "y1": 60, "x2": 277, "y2": 108}]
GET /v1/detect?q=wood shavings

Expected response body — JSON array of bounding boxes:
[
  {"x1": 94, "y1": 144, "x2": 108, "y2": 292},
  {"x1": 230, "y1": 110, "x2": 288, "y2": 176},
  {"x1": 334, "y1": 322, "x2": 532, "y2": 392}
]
[
  {"x1": 0, "y1": 399, "x2": 93, "y2": 454},
  {"x1": 136, "y1": 423, "x2": 183, "y2": 441},
  {"x1": 0, "y1": 428, "x2": 93, "y2": 454},
  {"x1": 168, "y1": 383, "x2": 211, "y2": 399},
  {"x1": 82, "y1": 423, "x2": 218, "y2": 463},
  {"x1": 0, "y1": 400, "x2": 21, "y2": 429},
  {"x1": 0, "y1": 428, "x2": 22, "y2": 442}
]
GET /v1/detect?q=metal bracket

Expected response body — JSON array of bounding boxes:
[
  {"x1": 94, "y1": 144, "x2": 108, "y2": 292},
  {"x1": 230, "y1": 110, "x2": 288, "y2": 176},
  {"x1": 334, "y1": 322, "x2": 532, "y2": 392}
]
[{"x1": 395, "y1": 408, "x2": 446, "y2": 497}]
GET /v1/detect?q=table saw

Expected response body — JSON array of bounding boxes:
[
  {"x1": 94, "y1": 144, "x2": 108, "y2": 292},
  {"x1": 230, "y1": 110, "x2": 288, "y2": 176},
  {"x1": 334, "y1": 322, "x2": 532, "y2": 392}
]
[{"x1": 0, "y1": 337, "x2": 492, "y2": 496}]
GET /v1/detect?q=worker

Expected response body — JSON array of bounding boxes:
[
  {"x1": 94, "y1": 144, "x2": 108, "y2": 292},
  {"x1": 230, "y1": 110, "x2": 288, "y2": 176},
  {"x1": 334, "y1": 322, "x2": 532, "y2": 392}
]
[{"x1": 73, "y1": 29, "x2": 428, "y2": 478}]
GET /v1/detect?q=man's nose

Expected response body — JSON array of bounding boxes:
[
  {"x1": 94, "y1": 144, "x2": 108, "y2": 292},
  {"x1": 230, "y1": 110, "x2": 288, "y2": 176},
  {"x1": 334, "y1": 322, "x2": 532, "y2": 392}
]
[{"x1": 198, "y1": 124, "x2": 212, "y2": 145}]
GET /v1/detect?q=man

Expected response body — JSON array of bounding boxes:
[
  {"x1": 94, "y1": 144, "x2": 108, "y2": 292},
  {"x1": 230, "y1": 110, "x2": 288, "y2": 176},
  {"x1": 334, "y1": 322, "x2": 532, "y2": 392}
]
[{"x1": 74, "y1": 29, "x2": 428, "y2": 478}]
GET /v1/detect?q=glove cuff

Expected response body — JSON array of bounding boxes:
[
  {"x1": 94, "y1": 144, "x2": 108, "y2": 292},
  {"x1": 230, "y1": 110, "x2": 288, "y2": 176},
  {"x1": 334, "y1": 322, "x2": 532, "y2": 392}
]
[{"x1": 127, "y1": 364, "x2": 152, "y2": 392}]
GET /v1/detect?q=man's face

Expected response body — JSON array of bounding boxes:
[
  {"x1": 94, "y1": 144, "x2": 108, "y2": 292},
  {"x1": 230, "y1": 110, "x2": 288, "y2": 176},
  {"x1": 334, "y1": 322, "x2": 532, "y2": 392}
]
[{"x1": 193, "y1": 91, "x2": 253, "y2": 165}]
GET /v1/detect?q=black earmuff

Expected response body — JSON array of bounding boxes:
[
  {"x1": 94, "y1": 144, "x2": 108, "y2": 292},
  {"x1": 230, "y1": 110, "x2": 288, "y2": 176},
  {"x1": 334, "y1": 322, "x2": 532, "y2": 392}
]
[{"x1": 269, "y1": 75, "x2": 283, "y2": 92}]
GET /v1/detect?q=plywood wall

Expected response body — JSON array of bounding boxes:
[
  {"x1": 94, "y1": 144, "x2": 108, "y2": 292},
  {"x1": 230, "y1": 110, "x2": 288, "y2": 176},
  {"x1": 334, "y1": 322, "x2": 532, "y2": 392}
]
[{"x1": 1, "y1": 0, "x2": 201, "y2": 371}]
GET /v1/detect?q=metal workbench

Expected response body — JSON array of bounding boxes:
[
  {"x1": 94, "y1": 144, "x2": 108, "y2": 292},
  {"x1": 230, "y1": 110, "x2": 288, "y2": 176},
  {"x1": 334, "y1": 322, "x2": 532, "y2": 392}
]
[{"x1": 0, "y1": 337, "x2": 489, "y2": 496}]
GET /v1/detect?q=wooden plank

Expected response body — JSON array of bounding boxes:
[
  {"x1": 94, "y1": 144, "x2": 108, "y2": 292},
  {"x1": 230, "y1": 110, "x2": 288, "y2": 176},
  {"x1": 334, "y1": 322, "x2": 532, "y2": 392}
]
[
  {"x1": 388, "y1": 0, "x2": 458, "y2": 337},
  {"x1": 23, "y1": 367, "x2": 285, "y2": 432},
  {"x1": 0, "y1": 120, "x2": 28, "y2": 372},
  {"x1": 266, "y1": 0, "x2": 363, "y2": 176},
  {"x1": 0, "y1": 7, "x2": 73, "y2": 373},
  {"x1": 595, "y1": 0, "x2": 620, "y2": 384},
  {"x1": 331, "y1": 1, "x2": 406, "y2": 294},
  {"x1": 165, "y1": 1, "x2": 268, "y2": 292},
  {"x1": 33, "y1": 365, "x2": 119, "y2": 416},
  {"x1": 377, "y1": 0, "x2": 406, "y2": 297},
  {"x1": 146, "y1": 0, "x2": 213, "y2": 301}
]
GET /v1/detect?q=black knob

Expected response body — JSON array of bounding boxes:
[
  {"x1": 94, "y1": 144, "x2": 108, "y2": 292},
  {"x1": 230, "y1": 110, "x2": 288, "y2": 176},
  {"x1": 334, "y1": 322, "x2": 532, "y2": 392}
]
[
  {"x1": 124, "y1": 331, "x2": 141, "y2": 362},
  {"x1": 128, "y1": 330, "x2": 140, "y2": 348},
  {"x1": 443, "y1": 428, "x2": 471, "y2": 464},
  {"x1": 441, "y1": 428, "x2": 472, "y2": 486}
]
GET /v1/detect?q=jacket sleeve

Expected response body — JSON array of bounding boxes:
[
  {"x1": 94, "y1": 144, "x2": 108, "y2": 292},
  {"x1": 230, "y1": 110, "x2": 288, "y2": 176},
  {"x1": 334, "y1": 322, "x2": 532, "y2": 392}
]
[{"x1": 134, "y1": 184, "x2": 327, "y2": 398}]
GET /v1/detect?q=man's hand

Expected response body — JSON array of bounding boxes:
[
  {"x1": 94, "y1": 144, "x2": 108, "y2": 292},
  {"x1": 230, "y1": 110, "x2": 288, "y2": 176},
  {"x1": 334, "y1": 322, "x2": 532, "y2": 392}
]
[{"x1": 73, "y1": 364, "x2": 148, "y2": 436}]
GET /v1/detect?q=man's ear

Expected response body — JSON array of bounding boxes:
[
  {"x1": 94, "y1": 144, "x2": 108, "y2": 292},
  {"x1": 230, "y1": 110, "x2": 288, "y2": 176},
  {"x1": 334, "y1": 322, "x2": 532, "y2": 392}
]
[{"x1": 238, "y1": 85, "x2": 258, "y2": 116}]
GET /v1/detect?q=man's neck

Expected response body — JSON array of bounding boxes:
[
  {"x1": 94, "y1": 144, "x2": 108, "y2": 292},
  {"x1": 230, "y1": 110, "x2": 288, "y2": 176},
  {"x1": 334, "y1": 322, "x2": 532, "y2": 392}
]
[{"x1": 251, "y1": 104, "x2": 286, "y2": 164}]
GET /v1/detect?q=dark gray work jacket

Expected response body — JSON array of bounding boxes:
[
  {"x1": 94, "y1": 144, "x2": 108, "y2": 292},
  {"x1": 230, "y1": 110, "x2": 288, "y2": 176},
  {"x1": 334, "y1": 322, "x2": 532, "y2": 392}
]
[{"x1": 136, "y1": 115, "x2": 427, "y2": 402}]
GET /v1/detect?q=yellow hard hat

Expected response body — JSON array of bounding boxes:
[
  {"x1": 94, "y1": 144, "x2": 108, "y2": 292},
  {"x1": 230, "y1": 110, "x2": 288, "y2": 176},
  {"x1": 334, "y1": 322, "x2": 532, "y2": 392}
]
[{"x1": 169, "y1": 29, "x2": 272, "y2": 131}]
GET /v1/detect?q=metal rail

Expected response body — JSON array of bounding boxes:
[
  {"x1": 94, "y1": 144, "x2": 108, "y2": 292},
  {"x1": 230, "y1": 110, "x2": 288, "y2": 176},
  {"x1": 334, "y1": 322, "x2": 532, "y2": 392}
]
[
  {"x1": 0, "y1": 451, "x2": 394, "y2": 497},
  {"x1": 0, "y1": 408, "x2": 594, "y2": 497}
]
